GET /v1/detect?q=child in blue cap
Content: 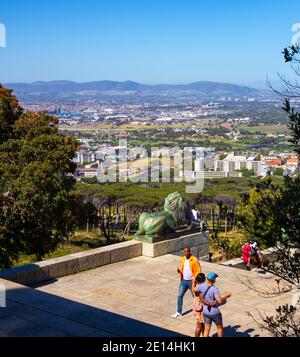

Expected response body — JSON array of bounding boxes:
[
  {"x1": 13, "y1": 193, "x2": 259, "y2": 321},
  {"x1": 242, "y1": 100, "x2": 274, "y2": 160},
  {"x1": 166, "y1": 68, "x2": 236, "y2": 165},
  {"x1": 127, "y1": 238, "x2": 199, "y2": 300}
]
[{"x1": 195, "y1": 272, "x2": 231, "y2": 337}]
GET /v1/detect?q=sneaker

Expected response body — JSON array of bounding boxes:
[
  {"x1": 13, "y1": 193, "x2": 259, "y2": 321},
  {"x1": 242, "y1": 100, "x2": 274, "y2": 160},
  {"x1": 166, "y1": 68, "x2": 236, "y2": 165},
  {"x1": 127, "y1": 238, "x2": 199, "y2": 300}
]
[{"x1": 171, "y1": 312, "x2": 182, "y2": 318}]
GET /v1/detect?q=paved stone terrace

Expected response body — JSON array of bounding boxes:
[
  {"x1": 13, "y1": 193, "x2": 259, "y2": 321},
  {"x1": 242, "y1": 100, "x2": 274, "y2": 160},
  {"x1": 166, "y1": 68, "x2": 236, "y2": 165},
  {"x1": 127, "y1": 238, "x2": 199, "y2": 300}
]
[{"x1": 0, "y1": 255, "x2": 293, "y2": 337}]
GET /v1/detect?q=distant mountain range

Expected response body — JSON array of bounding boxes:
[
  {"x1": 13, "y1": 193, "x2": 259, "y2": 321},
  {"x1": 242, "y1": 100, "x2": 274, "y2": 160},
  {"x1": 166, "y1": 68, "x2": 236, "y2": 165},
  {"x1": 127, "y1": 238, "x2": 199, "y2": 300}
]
[{"x1": 4, "y1": 80, "x2": 262, "y2": 97}]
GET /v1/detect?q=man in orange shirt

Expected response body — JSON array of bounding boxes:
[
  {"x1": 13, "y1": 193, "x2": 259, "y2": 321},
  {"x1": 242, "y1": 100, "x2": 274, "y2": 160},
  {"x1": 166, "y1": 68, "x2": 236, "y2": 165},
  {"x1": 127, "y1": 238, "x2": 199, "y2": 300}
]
[{"x1": 172, "y1": 246, "x2": 201, "y2": 318}]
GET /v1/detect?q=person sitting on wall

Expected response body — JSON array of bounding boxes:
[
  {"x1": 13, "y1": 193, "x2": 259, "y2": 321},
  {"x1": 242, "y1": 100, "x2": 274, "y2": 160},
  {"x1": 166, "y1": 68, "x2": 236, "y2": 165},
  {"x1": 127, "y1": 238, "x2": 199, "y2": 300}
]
[
  {"x1": 242, "y1": 240, "x2": 252, "y2": 271},
  {"x1": 249, "y1": 237, "x2": 265, "y2": 268}
]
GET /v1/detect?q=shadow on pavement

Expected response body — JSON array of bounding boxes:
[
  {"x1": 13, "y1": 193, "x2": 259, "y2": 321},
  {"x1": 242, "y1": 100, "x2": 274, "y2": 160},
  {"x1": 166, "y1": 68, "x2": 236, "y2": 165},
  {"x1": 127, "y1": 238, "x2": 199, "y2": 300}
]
[
  {"x1": 0, "y1": 285, "x2": 186, "y2": 337},
  {"x1": 214, "y1": 325, "x2": 257, "y2": 337}
]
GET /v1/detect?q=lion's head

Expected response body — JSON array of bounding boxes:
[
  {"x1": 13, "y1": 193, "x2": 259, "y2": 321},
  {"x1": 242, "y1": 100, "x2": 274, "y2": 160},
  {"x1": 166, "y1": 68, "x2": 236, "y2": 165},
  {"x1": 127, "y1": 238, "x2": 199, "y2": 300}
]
[{"x1": 164, "y1": 192, "x2": 188, "y2": 227}]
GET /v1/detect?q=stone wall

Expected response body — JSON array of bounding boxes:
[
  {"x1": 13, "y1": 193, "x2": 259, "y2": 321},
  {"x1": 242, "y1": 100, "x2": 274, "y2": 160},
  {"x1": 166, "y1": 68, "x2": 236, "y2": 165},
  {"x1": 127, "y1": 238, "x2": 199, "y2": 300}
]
[
  {"x1": 142, "y1": 231, "x2": 209, "y2": 260},
  {"x1": 0, "y1": 232, "x2": 209, "y2": 287},
  {"x1": 0, "y1": 240, "x2": 142, "y2": 286}
]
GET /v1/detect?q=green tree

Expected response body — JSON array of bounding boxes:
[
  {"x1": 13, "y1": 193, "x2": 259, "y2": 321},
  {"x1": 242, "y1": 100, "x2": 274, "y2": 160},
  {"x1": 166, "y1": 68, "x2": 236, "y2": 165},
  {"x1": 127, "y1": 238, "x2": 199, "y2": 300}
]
[
  {"x1": 237, "y1": 168, "x2": 255, "y2": 178},
  {"x1": 0, "y1": 94, "x2": 78, "y2": 267},
  {"x1": 240, "y1": 45, "x2": 300, "y2": 336},
  {"x1": 239, "y1": 43, "x2": 300, "y2": 282},
  {"x1": 238, "y1": 176, "x2": 300, "y2": 282},
  {"x1": 0, "y1": 85, "x2": 23, "y2": 144},
  {"x1": 273, "y1": 167, "x2": 284, "y2": 176}
]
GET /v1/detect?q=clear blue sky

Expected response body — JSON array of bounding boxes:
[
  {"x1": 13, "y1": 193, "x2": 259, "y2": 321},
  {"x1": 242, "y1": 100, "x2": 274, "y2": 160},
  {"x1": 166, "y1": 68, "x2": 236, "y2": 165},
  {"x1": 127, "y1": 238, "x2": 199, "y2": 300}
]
[{"x1": 0, "y1": 0, "x2": 299, "y2": 85}]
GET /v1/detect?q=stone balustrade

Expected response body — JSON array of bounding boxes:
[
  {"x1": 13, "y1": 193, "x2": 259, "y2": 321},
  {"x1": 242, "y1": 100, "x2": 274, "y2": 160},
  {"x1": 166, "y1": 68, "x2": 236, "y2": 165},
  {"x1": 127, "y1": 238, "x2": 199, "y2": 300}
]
[{"x1": 0, "y1": 240, "x2": 142, "y2": 286}]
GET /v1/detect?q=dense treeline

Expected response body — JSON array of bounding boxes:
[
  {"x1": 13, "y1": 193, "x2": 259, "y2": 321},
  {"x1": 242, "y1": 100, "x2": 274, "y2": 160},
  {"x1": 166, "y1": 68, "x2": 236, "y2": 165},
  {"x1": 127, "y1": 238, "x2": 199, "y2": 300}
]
[{"x1": 72, "y1": 177, "x2": 283, "y2": 243}]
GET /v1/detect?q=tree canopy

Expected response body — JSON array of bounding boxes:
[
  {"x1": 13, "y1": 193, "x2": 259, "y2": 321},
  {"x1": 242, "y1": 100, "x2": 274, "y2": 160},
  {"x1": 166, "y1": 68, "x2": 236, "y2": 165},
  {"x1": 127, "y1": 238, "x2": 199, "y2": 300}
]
[{"x1": 0, "y1": 87, "x2": 78, "y2": 268}]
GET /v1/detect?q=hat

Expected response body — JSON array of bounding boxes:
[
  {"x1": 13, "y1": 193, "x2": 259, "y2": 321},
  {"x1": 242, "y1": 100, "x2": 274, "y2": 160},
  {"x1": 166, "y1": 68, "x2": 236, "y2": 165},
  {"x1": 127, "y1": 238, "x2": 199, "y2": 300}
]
[
  {"x1": 207, "y1": 272, "x2": 219, "y2": 281},
  {"x1": 249, "y1": 237, "x2": 255, "y2": 242}
]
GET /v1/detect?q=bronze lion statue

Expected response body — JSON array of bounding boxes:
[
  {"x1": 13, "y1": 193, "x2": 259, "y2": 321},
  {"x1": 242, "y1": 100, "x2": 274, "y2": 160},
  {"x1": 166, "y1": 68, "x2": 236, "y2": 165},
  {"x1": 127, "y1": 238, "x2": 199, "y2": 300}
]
[{"x1": 135, "y1": 192, "x2": 192, "y2": 240}]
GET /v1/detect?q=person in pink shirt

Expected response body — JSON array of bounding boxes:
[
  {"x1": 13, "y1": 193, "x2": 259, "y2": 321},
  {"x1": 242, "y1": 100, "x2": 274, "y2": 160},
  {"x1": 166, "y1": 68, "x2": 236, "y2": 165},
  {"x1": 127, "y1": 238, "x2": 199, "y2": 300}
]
[{"x1": 242, "y1": 240, "x2": 252, "y2": 271}]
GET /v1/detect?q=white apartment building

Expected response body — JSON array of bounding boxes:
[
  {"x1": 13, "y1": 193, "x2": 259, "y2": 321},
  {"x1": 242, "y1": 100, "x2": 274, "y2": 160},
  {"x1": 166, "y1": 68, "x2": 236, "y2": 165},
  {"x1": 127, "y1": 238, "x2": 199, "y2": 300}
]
[
  {"x1": 75, "y1": 151, "x2": 97, "y2": 165},
  {"x1": 181, "y1": 170, "x2": 242, "y2": 180},
  {"x1": 213, "y1": 153, "x2": 268, "y2": 177}
]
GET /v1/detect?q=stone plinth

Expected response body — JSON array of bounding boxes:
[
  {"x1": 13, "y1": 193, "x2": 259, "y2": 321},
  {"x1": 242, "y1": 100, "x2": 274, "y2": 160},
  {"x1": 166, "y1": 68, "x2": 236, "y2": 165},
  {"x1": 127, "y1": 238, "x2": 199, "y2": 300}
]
[
  {"x1": 136, "y1": 227, "x2": 205, "y2": 244},
  {"x1": 141, "y1": 231, "x2": 209, "y2": 260}
]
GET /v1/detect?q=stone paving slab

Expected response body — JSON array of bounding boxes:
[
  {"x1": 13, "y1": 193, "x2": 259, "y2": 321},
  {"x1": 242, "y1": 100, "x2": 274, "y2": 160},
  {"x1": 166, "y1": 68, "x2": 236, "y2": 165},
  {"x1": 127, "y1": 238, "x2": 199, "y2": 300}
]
[{"x1": 0, "y1": 254, "x2": 296, "y2": 337}]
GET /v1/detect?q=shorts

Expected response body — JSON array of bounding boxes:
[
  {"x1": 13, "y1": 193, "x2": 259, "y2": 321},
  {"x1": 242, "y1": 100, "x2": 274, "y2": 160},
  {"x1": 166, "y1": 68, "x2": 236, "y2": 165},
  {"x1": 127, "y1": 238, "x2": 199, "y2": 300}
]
[
  {"x1": 193, "y1": 310, "x2": 204, "y2": 324},
  {"x1": 204, "y1": 313, "x2": 223, "y2": 326}
]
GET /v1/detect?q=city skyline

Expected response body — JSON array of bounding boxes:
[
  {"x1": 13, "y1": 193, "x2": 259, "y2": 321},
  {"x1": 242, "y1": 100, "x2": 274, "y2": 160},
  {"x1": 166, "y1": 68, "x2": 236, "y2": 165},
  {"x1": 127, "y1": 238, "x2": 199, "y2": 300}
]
[{"x1": 0, "y1": 0, "x2": 300, "y2": 84}]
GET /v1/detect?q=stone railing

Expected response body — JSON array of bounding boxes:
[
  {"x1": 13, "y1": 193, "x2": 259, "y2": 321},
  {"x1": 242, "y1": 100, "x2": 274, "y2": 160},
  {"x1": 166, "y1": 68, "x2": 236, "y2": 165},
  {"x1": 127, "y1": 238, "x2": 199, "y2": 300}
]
[
  {"x1": 0, "y1": 231, "x2": 210, "y2": 287},
  {"x1": 0, "y1": 240, "x2": 142, "y2": 287}
]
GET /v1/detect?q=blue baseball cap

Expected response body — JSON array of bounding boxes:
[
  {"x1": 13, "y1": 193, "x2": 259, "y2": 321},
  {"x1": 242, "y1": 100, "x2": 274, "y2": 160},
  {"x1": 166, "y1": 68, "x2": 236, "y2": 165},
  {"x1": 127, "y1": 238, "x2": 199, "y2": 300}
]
[{"x1": 207, "y1": 272, "x2": 219, "y2": 281}]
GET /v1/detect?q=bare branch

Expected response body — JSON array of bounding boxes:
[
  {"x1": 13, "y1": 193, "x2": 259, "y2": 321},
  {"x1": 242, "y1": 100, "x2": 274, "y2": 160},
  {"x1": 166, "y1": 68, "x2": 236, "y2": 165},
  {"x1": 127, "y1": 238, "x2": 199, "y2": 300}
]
[{"x1": 235, "y1": 274, "x2": 292, "y2": 298}]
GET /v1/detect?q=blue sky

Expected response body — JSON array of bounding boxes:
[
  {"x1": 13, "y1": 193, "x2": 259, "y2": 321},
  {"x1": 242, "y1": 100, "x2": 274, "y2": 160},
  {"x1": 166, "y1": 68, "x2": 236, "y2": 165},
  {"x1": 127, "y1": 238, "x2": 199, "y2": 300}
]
[{"x1": 0, "y1": 0, "x2": 300, "y2": 85}]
